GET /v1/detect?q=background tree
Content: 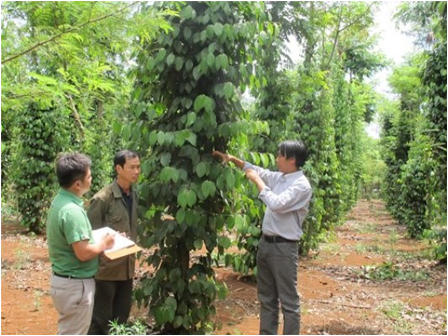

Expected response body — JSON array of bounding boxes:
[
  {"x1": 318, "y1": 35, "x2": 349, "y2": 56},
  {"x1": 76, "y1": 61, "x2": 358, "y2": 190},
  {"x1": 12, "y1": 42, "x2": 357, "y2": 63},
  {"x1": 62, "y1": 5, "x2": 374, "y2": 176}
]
[
  {"x1": 381, "y1": 1, "x2": 446, "y2": 260},
  {"x1": 1, "y1": 1, "x2": 171, "y2": 232}
]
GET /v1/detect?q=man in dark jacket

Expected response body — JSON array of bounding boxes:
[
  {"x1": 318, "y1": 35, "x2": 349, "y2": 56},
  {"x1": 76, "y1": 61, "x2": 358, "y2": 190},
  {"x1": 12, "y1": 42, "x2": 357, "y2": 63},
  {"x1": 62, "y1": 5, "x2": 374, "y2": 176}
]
[{"x1": 87, "y1": 150, "x2": 140, "y2": 335}]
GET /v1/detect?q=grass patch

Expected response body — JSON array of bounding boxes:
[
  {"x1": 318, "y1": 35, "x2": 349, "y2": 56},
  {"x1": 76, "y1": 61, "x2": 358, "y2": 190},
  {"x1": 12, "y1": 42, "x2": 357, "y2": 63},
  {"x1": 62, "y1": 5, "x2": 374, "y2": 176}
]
[
  {"x1": 13, "y1": 248, "x2": 31, "y2": 270},
  {"x1": 108, "y1": 319, "x2": 150, "y2": 335},
  {"x1": 351, "y1": 222, "x2": 377, "y2": 234},
  {"x1": 320, "y1": 243, "x2": 341, "y2": 254},
  {"x1": 380, "y1": 300, "x2": 413, "y2": 334},
  {"x1": 355, "y1": 243, "x2": 385, "y2": 254},
  {"x1": 359, "y1": 262, "x2": 429, "y2": 281}
]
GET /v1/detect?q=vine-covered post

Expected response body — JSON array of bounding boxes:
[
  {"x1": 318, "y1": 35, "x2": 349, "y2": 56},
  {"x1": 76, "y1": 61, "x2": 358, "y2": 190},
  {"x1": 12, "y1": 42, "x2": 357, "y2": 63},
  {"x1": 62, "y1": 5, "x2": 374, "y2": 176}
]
[{"x1": 127, "y1": 2, "x2": 275, "y2": 333}]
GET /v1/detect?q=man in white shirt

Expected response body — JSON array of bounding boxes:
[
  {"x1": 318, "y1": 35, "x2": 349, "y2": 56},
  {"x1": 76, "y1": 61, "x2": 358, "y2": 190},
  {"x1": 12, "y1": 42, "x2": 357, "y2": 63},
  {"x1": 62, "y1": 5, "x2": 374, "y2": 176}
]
[{"x1": 213, "y1": 140, "x2": 312, "y2": 335}]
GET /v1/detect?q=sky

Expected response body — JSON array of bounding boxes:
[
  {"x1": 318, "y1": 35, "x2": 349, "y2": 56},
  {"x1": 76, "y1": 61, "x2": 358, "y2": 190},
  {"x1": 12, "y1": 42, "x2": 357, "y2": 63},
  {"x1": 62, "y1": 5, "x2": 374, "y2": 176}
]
[
  {"x1": 367, "y1": 1, "x2": 415, "y2": 138},
  {"x1": 369, "y1": 1, "x2": 415, "y2": 96},
  {"x1": 286, "y1": 2, "x2": 416, "y2": 139}
]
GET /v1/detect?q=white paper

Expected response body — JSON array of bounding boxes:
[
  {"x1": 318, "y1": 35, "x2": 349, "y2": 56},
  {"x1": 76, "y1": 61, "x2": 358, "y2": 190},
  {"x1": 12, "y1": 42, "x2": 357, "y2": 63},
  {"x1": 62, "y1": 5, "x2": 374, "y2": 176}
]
[{"x1": 92, "y1": 227, "x2": 135, "y2": 253}]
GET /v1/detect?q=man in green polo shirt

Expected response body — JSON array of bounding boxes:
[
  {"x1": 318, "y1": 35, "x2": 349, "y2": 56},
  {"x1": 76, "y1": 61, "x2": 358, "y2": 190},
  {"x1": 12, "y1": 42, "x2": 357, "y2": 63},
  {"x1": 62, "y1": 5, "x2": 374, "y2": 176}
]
[{"x1": 47, "y1": 153, "x2": 115, "y2": 335}]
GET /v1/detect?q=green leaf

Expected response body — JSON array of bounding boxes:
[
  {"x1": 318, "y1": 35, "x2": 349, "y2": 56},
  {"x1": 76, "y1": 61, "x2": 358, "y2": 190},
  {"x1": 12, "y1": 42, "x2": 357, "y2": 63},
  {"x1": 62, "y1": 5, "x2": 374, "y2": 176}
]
[
  {"x1": 223, "y1": 82, "x2": 233, "y2": 99},
  {"x1": 217, "y1": 282, "x2": 228, "y2": 300},
  {"x1": 153, "y1": 300, "x2": 175, "y2": 324},
  {"x1": 226, "y1": 217, "x2": 235, "y2": 230},
  {"x1": 203, "y1": 96, "x2": 215, "y2": 113},
  {"x1": 214, "y1": 23, "x2": 223, "y2": 37},
  {"x1": 183, "y1": 27, "x2": 192, "y2": 40},
  {"x1": 201, "y1": 180, "x2": 216, "y2": 198},
  {"x1": 185, "y1": 210, "x2": 197, "y2": 226},
  {"x1": 186, "y1": 189, "x2": 197, "y2": 207},
  {"x1": 186, "y1": 132, "x2": 197, "y2": 146},
  {"x1": 112, "y1": 121, "x2": 122, "y2": 135},
  {"x1": 216, "y1": 54, "x2": 229, "y2": 70},
  {"x1": 159, "y1": 166, "x2": 179, "y2": 183},
  {"x1": 166, "y1": 297, "x2": 177, "y2": 311},
  {"x1": 157, "y1": 131, "x2": 166, "y2": 145},
  {"x1": 196, "y1": 162, "x2": 207, "y2": 177},
  {"x1": 185, "y1": 59, "x2": 194, "y2": 71},
  {"x1": 173, "y1": 316, "x2": 183, "y2": 329},
  {"x1": 218, "y1": 236, "x2": 231, "y2": 249},
  {"x1": 180, "y1": 5, "x2": 193, "y2": 19},
  {"x1": 182, "y1": 315, "x2": 192, "y2": 330},
  {"x1": 160, "y1": 153, "x2": 171, "y2": 166},
  {"x1": 122, "y1": 125, "x2": 131, "y2": 141},
  {"x1": 188, "y1": 280, "x2": 200, "y2": 294},
  {"x1": 206, "y1": 53, "x2": 215, "y2": 68},
  {"x1": 194, "y1": 95, "x2": 205, "y2": 112},
  {"x1": 194, "y1": 238, "x2": 203, "y2": 250},
  {"x1": 235, "y1": 214, "x2": 244, "y2": 230},
  {"x1": 153, "y1": 307, "x2": 167, "y2": 325},
  {"x1": 259, "y1": 31, "x2": 268, "y2": 43},
  {"x1": 199, "y1": 58, "x2": 208, "y2": 74},
  {"x1": 260, "y1": 153, "x2": 269, "y2": 167},
  {"x1": 176, "y1": 208, "x2": 186, "y2": 224},
  {"x1": 167, "y1": 53, "x2": 175, "y2": 66},
  {"x1": 193, "y1": 66, "x2": 201, "y2": 80},
  {"x1": 175, "y1": 57, "x2": 183, "y2": 71},
  {"x1": 178, "y1": 188, "x2": 189, "y2": 208},
  {"x1": 202, "y1": 13, "x2": 210, "y2": 24},
  {"x1": 225, "y1": 171, "x2": 235, "y2": 189},
  {"x1": 186, "y1": 112, "x2": 196, "y2": 127},
  {"x1": 234, "y1": 257, "x2": 241, "y2": 271},
  {"x1": 146, "y1": 57, "x2": 155, "y2": 71},
  {"x1": 214, "y1": 83, "x2": 224, "y2": 97},
  {"x1": 156, "y1": 48, "x2": 167, "y2": 62},
  {"x1": 174, "y1": 132, "x2": 186, "y2": 147}
]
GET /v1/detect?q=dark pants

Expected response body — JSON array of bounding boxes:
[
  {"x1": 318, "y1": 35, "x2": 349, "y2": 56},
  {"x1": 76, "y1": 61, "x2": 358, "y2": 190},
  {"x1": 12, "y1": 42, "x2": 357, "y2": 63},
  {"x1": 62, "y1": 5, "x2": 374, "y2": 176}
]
[
  {"x1": 257, "y1": 238, "x2": 300, "y2": 335},
  {"x1": 88, "y1": 279, "x2": 133, "y2": 335}
]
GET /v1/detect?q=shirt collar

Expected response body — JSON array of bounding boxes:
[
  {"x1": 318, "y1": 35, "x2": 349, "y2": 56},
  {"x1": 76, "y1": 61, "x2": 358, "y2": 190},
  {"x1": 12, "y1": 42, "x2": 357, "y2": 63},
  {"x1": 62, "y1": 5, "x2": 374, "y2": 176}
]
[
  {"x1": 282, "y1": 170, "x2": 303, "y2": 182},
  {"x1": 112, "y1": 179, "x2": 133, "y2": 198},
  {"x1": 59, "y1": 188, "x2": 83, "y2": 206}
]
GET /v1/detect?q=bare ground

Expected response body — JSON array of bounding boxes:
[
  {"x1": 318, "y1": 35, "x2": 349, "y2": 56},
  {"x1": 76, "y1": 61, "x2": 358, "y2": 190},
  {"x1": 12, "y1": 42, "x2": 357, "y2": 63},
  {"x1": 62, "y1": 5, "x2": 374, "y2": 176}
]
[{"x1": 1, "y1": 200, "x2": 446, "y2": 335}]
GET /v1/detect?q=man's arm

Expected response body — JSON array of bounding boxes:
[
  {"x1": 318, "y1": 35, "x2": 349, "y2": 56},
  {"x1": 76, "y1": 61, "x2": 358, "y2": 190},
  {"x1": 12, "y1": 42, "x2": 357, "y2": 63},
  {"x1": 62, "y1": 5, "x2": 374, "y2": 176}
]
[
  {"x1": 259, "y1": 183, "x2": 312, "y2": 213},
  {"x1": 212, "y1": 151, "x2": 245, "y2": 169},
  {"x1": 213, "y1": 151, "x2": 281, "y2": 189},
  {"x1": 247, "y1": 168, "x2": 312, "y2": 213}
]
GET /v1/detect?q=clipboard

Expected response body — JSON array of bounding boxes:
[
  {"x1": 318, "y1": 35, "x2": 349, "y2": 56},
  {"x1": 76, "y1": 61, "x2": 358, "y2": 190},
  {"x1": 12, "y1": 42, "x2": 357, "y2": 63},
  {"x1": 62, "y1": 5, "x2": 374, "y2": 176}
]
[
  {"x1": 92, "y1": 227, "x2": 142, "y2": 260},
  {"x1": 103, "y1": 244, "x2": 142, "y2": 260}
]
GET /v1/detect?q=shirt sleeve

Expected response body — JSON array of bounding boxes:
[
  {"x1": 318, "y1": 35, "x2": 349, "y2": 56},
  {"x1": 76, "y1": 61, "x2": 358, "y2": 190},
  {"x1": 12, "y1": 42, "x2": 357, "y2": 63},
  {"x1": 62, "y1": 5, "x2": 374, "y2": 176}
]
[
  {"x1": 243, "y1": 162, "x2": 282, "y2": 189},
  {"x1": 61, "y1": 208, "x2": 92, "y2": 245},
  {"x1": 258, "y1": 182, "x2": 312, "y2": 214},
  {"x1": 87, "y1": 196, "x2": 107, "y2": 230}
]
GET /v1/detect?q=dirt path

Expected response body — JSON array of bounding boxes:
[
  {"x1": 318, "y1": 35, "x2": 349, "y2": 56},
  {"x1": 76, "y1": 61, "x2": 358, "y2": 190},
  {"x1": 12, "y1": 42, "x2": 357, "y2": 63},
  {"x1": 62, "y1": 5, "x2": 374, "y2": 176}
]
[{"x1": 1, "y1": 200, "x2": 446, "y2": 335}]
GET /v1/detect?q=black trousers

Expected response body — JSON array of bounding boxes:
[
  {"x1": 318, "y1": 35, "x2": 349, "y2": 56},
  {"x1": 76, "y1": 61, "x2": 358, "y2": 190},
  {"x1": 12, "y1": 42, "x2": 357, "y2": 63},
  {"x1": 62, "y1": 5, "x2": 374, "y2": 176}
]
[{"x1": 88, "y1": 279, "x2": 133, "y2": 335}]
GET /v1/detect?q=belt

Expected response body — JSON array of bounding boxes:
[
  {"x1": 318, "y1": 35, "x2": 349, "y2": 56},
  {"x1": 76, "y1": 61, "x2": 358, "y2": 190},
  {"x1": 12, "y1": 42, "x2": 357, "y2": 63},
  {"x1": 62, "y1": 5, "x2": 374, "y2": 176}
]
[
  {"x1": 263, "y1": 235, "x2": 297, "y2": 243},
  {"x1": 53, "y1": 272, "x2": 94, "y2": 280}
]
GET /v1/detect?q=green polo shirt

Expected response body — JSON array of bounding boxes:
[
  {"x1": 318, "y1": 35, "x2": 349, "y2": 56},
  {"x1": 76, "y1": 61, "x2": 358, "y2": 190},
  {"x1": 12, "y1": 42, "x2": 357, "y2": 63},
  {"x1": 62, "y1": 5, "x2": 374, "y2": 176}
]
[{"x1": 47, "y1": 188, "x2": 98, "y2": 278}]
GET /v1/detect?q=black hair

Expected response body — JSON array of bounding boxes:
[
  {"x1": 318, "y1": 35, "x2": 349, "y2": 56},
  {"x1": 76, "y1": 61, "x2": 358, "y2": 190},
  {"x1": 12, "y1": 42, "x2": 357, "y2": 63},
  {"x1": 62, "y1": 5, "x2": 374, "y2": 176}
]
[
  {"x1": 114, "y1": 150, "x2": 139, "y2": 169},
  {"x1": 278, "y1": 140, "x2": 308, "y2": 169},
  {"x1": 56, "y1": 153, "x2": 91, "y2": 188}
]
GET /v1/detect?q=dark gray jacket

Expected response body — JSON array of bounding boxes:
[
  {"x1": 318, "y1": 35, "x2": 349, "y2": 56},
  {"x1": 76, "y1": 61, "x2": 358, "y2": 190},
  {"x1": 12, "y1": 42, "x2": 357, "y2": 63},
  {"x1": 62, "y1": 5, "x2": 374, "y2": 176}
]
[{"x1": 87, "y1": 180, "x2": 138, "y2": 280}]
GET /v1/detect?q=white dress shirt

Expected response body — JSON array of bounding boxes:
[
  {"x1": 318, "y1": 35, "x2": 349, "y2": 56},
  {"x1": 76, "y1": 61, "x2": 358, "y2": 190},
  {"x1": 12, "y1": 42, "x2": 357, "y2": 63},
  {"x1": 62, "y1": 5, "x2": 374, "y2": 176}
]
[{"x1": 243, "y1": 162, "x2": 312, "y2": 240}]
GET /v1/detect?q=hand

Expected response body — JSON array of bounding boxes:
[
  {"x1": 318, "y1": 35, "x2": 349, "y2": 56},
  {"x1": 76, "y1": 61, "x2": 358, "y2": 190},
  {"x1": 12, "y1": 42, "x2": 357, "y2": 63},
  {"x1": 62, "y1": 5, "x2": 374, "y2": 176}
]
[
  {"x1": 102, "y1": 233, "x2": 115, "y2": 250},
  {"x1": 245, "y1": 169, "x2": 260, "y2": 182},
  {"x1": 212, "y1": 151, "x2": 231, "y2": 165},
  {"x1": 161, "y1": 214, "x2": 175, "y2": 221},
  {"x1": 245, "y1": 169, "x2": 266, "y2": 191}
]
